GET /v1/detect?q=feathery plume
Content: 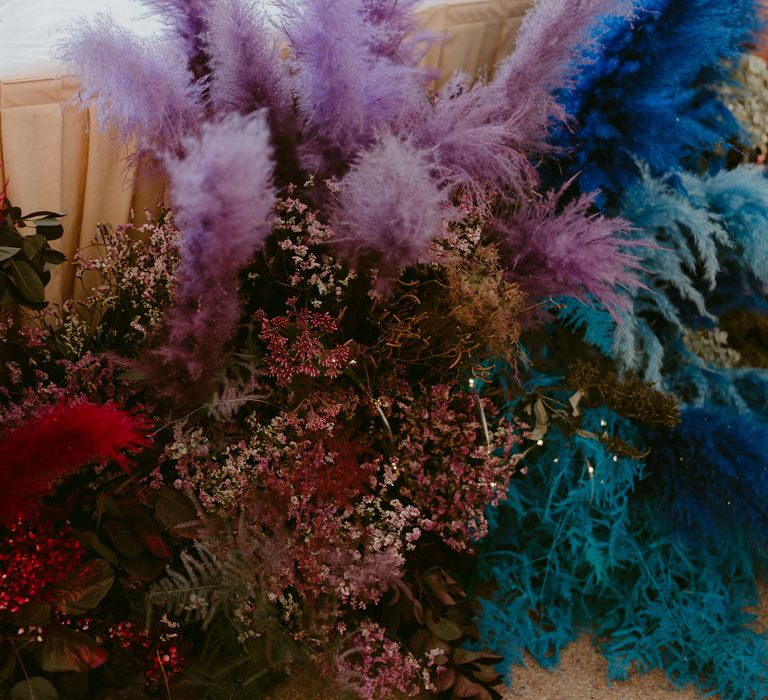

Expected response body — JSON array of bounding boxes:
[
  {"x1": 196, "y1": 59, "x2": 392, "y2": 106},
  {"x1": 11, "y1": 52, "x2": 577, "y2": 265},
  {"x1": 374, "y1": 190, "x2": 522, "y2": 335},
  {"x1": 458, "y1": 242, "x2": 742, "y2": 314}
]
[
  {"x1": 494, "y1": 0, "x2": 634, "y2": 150},
  {"x1": 332, "y1": 133, "x2": 450, "y2": 286},
  {"x1": 208, "y1": 0, "x2": 292, "y2": 124},
  {"x1": 59, "y1": 14, "x2": 202, "y2": 154},
  {"x1": 149, "y1": 111, "x2": 276, "y2": 404},
  {"x1": 0, "y1": 402, "x2": 150, "y2": 525},
  {"x1": 498, "y1": 184, "x2": 641, "y2": 316},
  {"x1": 139, "y1": 0, "x2": 215, "y2": 75},
  {"x1": 279, "y1": 0, "x2": 426, "y2": 155}
]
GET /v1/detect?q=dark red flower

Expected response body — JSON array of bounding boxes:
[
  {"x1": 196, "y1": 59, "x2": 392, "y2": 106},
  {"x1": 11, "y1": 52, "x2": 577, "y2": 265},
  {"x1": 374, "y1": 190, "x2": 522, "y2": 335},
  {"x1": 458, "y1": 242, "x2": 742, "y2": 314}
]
[
  {"x1": 0, "y1": 517, "x2": 84, "y2": 613},
  {"x1": 0, "y1": 402, "x2": 151, "y2": 524}
]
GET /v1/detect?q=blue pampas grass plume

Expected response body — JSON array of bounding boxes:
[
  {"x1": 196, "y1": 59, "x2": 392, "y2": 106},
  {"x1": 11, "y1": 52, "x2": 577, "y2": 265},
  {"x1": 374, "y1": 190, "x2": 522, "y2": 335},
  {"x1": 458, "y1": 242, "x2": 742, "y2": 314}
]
[
  {"x1": 58, "y1": 14, "x2": 203, "y2": 154},
  {"x1": 550, "y1": 0, "x2": 759, "y2": 199},
  {"x1": 613, "y1": 163, "x2": 768, "y2": 381},
  {"x1": 643, "y1": 406, "x2": 768, "y2": 551},
  {"x1": 148, "y1": 111, "x2": 275, "y2": 405},
  {"x1": 695, "y1": 164, "x2": 768, "y2": 289}
]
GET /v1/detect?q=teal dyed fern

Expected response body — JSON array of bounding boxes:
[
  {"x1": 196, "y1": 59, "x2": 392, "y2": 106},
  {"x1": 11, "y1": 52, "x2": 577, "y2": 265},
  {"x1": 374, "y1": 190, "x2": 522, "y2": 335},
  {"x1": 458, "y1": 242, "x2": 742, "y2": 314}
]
[{"x1": 477, "y1": 407, "x2": 768, "y2": 699}]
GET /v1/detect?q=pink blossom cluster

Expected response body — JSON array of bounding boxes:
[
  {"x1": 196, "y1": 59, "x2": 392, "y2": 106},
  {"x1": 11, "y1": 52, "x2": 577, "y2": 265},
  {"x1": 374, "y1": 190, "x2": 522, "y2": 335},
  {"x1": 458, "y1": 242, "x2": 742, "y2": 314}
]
[
  {"x1": 257, "y1": 298, "x2": 352, "y2": 387},
  {"x1": 68, "y1": 215, "x2": 180, "y2": 349},
  {"x1": 167, "y1": 392, "x2": 421, "y2": 628},
  {"x1": 274, "y1": 183, "x2": 357, "y2": 306},
  {"x1": 0, "y1": 331, "x2": 126, "y2": 431},
  {"x1": 334, "y1": 621, "x2": 422, "y2": 699},
  {"x1": 388, "y1": 383, "x2": 524, "y2": 551}
]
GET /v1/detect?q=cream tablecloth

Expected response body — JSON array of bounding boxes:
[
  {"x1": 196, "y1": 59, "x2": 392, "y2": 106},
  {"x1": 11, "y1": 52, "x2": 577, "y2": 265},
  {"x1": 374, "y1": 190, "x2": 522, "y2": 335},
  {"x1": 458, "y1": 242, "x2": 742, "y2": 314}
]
[{"x1": 0, "y1": 0, "x2": 533, "y2": 302}]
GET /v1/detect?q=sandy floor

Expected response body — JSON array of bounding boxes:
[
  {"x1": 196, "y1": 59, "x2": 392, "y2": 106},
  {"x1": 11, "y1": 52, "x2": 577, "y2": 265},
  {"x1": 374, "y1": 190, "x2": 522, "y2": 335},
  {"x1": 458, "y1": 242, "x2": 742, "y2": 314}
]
[
  {"x1": 504, "y1": 636, "x2": 704, "y2": 700},
  {"x1": 270, "y1": 638, "x2": 709, "y2": 700},
  {"x1": 270, "y1": 588, "x2": 768, "y2": 699}
]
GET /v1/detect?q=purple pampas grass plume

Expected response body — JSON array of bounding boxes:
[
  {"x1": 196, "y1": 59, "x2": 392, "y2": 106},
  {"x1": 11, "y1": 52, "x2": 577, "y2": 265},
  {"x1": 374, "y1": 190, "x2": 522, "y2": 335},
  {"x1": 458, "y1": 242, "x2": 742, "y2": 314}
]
[
  {"x1": 208, "y1": 0, "x2": 292, "y2": 124},
  {"x1": 59, "y1": 14, "x2": 202, "y2": 154},
  {"x1": 332, "y1": 132, "x2": 450, "y2": 293},
  {"x1": 493, "y1": 0, "x2": 634, "y2": 150},
  {"x1": 279, "y1": 0, "x2": 427, "y2": 156},
  {"x1": 361, "y1": 0, "x2": 437, "y2": 66},
  {"x1": 497, "y1": 184, "x2": 642, "y2": 319},
  {"x1": 149, "y1": 111, "x2": 276, "y2": 406},
  {"x1": 139, "y1": 0, "x2": 215, "y2": 78},
  {"x1": 410, "y1": 74, "x2": 538, "y2": 199}
]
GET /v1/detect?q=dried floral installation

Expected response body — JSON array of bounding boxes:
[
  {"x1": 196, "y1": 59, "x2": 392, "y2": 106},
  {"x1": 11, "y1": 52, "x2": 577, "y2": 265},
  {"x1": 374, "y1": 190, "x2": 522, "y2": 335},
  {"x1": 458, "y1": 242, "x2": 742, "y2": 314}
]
[{"x1": 1, "y1": 0, "x2": 768, "y2": 699}]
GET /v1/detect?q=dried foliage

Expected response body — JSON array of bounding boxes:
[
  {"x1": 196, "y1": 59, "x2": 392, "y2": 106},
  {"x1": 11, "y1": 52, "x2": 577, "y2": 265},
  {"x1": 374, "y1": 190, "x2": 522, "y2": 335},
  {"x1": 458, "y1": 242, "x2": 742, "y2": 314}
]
[
  {"x1": 566, "y1": 360, "x2": 681, "y2": 428},
  {"x1": 365, "y1": 241, "x2": 524, "y2": 380}
]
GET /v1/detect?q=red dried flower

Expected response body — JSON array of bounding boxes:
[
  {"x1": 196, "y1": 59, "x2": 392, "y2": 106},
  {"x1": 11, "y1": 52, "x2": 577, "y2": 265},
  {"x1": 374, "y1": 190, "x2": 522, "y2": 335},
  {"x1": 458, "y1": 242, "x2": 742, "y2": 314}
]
[
  {"x1": 0, "y1": 517, "x2": 85, "y2": 613},
  {"x1": 0, "y1": 401, "x2": 151, "y2": 524}
]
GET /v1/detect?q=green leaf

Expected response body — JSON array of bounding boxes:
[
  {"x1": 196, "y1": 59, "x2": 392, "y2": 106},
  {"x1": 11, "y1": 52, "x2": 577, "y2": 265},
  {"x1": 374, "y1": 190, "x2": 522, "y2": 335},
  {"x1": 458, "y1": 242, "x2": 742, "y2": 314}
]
[
  {"x1": 0, "y1": 245, "x2": 21, "y2": 261},
  {"x1": 43, "y1": 248, "x2": 66, "y2": 265},
  {"x1": 21, "y1": 210, "x2": 67, "y2": 220},
  {"x1": 12, "y1": 601, "x2": 51, "y2": 627},
  {"x1": 0, "y1": 228, "x2": 23, "y2": 246},
  {"x1": 96, "y1": 493, "x2": 124, "y2": 520},
  {"x1": 35, "y1": 224, "x2": 64, "y2": 242},
  {"x1": 38, "y1": 627, "x2": 109, "y2": 672},
  {"x1": 21, "y1": 234, "x2": 46, "y2": 261},
  {"x1": 426, "y1": 617, "x2": 463, "y2": 641},
  {"x1": 10, "y1": 677, "x2": 59, "y2": 700},
  {"x1": 103, "y1": 518, "x2": 144, "y2": 559},
  {"x1": 121, "y1": 553, "x2": 166, "y2": 581},
  {"x1": 10, "y1": 259, "x2": 45, "y2": 302},
  {"x1": 452, "y1": 648, "x2": 504, "y2": 666},
  {"x1": 73, "y1": 530, "x2": 118, "y2": 565},
  {"x1": 118, "y1": 367, "x2": 148, "y2": 382},
  {"x1": 55, "y1": 559, "x2": 114, "y2": 615},
  {"x1": 121, "y1": 501, "x2": 173, "y2": 560}
]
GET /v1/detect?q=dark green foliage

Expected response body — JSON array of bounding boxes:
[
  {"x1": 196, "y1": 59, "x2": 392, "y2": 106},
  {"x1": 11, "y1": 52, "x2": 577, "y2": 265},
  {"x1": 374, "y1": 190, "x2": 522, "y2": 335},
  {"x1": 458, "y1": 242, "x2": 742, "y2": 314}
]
[{"x1": 0, "y1": 199, "x2": 65, "y2": 309}]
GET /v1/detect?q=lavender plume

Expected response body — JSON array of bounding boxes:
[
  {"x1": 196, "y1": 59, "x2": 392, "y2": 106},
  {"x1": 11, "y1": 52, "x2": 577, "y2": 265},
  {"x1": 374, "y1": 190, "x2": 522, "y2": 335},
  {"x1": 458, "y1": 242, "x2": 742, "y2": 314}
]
[
  {"x1": 59, "y1": 15, "x2": 202, "y2": 155},
  {"x1": 279, "y1": 0, "x2": 427, "y2": 155},
  {"x1": 150, "y1": 111, "x2": 276, "y2": 405},
  {"x1": 498, "y1": 184, "x2": 642, "y2": 318},
  {"x1": 409, "y1": 74, "x2": 538, "y2": 198},
  {"x1": 361, "y1": 0, "x2": 437, "y2": 65},
  {"x1": 494, "y1": 0, "x2": 634, "y2": 150},
  {"x1": 139, "y1": 0, "x2": 214, "y2": 76},
  {"x1": 332, "y1": 133, "x2": 450, "y2": 286},
  {"x1": 208, "y1": 0, "x2": 292, "y2": 123}
]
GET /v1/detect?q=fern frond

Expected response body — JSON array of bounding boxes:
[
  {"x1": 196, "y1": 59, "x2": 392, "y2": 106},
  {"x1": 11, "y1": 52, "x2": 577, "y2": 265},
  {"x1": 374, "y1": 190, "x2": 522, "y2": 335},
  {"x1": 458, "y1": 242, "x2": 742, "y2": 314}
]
[{"x1": 148, "y1": 541, "x2": 245, "y2": 629}]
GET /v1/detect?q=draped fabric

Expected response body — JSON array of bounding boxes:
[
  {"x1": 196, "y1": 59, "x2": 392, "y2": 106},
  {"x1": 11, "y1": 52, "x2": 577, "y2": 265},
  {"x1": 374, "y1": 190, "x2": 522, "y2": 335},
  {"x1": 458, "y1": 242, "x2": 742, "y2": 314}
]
[{"x1": 0, "y1": 0, "x2": 534, "y2": 303}]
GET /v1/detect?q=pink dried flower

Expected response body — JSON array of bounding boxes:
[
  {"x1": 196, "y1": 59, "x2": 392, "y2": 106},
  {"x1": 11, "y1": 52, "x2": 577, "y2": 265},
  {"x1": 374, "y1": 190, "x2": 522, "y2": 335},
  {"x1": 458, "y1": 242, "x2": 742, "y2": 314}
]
[
  {"x1": 389, "y1": 384, "x2": 523, "y2": 552},
  {"x1": 258, "y1": 298, "x2": 351, "y2": 387},
  {"x1": 335, "y1": 621, "x2": 422, "y2": 699}
]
